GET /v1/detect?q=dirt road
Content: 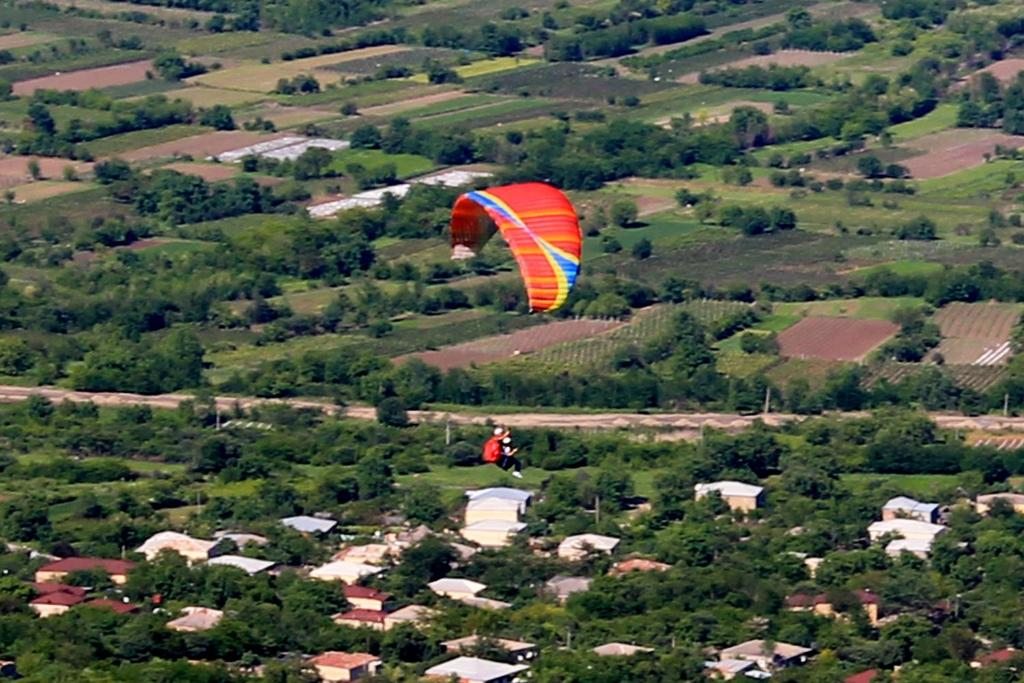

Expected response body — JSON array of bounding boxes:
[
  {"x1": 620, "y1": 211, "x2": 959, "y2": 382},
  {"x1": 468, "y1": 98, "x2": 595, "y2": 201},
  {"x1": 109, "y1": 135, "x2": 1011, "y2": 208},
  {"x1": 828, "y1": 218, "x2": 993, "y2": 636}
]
[{"x1": 0, "y1": 385, "x2": 1023, "y2": 438}]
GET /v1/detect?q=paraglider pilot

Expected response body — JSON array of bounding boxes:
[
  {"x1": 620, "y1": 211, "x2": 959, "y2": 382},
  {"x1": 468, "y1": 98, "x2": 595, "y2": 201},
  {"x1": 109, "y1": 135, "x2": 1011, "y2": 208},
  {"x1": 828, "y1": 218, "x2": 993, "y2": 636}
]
[{"x1": 483, "y1": 427, "x2": 523, "y2": 478}]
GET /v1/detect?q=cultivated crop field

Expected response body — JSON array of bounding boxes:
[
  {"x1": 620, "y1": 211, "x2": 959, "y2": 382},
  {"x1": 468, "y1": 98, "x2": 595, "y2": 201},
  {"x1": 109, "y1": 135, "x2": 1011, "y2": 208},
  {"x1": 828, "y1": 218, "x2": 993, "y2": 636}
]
[
  {"x1": 528, "y1": 300, "x2": 753, "y2": 368},
  {"x1": 400, "y1": 318, "x2": 623, "y2": 370},
  {"x1": 867, "y1": 363, "x2": 1008, "y2": 393},
  {"x1": 902, "y1": 129, "x2": 1024, "y2": 179},
  {"x1": 676, "y1": 49, "x2": 848, "y2": 84},
  {"x1": 117, "y1": 130, "x2": 291, "y2": 162},
  {"x1": 777, "y1": 316, "x2": 898, "y2": 361},
  {"x1": 931, "y1": 302, "x2": 1021, "y2": 365},
  {"x1": 12, "y1": 60, "x2": 154, "y2": 96},
  {"x1": 476, "y1": 63, "x2": 674, "y2": 100}
]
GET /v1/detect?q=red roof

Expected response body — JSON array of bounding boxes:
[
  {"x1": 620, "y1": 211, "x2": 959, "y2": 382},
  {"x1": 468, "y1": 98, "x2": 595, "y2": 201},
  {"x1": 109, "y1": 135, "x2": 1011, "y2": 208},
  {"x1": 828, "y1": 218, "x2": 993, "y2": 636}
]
[
  {"x1": 29, "y1": 582, "x2": 86, "y2": 598},
  {"x1": 84, "y1": 598, "x2": 138, "y2": 614},
  {"x1": 610, "y1": 558, "x2": 671, "y2": 574},
  {"x1": 844, "y1": 670, "x2": 878, "y2": 683},
  {"x1": 310, "y1": 651, "x2": 380, "y2": 670},
  {"x1": 977, "y1": 648, "x2": 1017, "y2": 666},
  {"x1": 39, "y1": 557, "x2": 136, "y2": 576},
  {"x1": 343, "y1": 585, "x2": 391, "y2": 601},
  {"x1": 30, "y1": 591, "x2": 85, "y2": 607},
  {"x1": 335, "y1": 609, "x2": 386, "y2": 624}
]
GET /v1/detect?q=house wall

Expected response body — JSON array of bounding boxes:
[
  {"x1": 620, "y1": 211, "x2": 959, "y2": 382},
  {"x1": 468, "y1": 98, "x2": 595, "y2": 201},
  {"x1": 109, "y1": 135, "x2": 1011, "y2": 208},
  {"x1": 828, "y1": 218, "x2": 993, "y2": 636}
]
[
  {"x1": 30, "y1": 603, "x2": 70, "y2": 618},
  {"x1": 724, "y1": 494, "x2": 760, "y2": 512},
  {"x1": 465, "y1": 507, "x2": 521, "y2": 525},
  {"x1": 336, "y1": 618, "x2": 385, "y2": 632},
  {"x1": 348, "y1": 597, "x2": 385, "y2": 611}
]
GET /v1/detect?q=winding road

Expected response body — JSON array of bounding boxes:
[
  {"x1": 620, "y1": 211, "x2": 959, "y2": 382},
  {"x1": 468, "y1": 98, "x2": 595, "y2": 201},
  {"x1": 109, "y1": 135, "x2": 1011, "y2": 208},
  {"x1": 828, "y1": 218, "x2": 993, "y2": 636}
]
[{"x1": 0, "y1": 385, "x2": 1022, "y2": 439}]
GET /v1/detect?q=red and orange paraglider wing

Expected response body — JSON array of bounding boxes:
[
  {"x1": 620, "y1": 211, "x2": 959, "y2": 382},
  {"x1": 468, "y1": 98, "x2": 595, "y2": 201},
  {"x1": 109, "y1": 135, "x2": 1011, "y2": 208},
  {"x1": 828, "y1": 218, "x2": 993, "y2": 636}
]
[{"x1": 450, "y1": 182, "x2": 581, "y2": 313}]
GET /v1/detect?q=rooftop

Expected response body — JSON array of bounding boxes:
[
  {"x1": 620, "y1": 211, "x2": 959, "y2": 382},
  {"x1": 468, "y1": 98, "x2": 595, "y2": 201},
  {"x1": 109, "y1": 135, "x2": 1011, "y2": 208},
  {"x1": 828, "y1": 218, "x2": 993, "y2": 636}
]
[
  {"x1": 545, "y1": 575, "x2": 592, "y2": 595},
  {"x1": 429, "y1": 578, "x2": 487, "y2": 596},
  {"x1": 343, "y1": 585, "x2": 391, "y2": 601},
  {"x1": 442, "y1": 635, "x2": 536, "y2": 653},
  {"x1": 977, "y1": 492, "x2": 1024, "y2": 504},
  {"x1": 84, "y1": 598, "x2": 137, "y2": 614},
  {"x1": 30, "y1": 591, "x2": 85, "y2": 607},
  {"x1": 455, "y1": 595, "x2": 511, "y2": 611},
  {"x1": 694, "y1": 480, "x2": 764, "y2": 498},
  {"x1": 28, "y1": 582, "x2": 86, "y2": 597},
  {"x1": 38, "y1": 557, "x2": 136, "y2": 575},
  {"x1": 868, "y1": 519, "x2": 947, "y2": 536},
  {"x1": 206, "y1": 555, "x2": 276, "y2": 575},
  {"x1": 462, "y1": 520, "x2": 527, "y2": 533},
  {"x1": 309, "y1": 560, "x2": 383, "y2": 582},
  {"x1": 136, "y1": 531, "x2": 216, "y2": 558},
  {"x1": 309, "y1": 651, "x2": 380, "y2": 670},
  {"x1": 558, "y1": 534, "x2": 620, "y2": 555},
  {"x1": 720, "y1": 639, "x2": 813, "y2": 660},
  {"x1": 424, "y1": 656, "x2": 528, "y2": 682},
  {"x1": 385, "y1": 604, "x2": 436, "y2": 623},
  {"x1": 334, "y1": 608, "x2": 386, "y2": 624},
  {"x1": 213, "y1": 531, "x2": 268, "y2": 547},
  {"x1": 166, "y1": 607, "x2": 224, "y2": 632},
  {"x1": 786, "y1": 590, "x2": 879, "y2": 608},
  {"x1": 592, "y1": 642, "x2": 655, "y2": 656},
  {"x1": 609, "y1": 558, "x2": 672, "y2": 575},
  {"x1": 975, "y1": 648, "x2": 1017, "y2": 666},
  {"x1": 882, "y1": 496, "x2": 938, "y2": 513},
  {"x1": 845, "y1": 670, "x2": 879, "y2": 683},
  {"x1": 280, "y1": 515, "x2": 337, "y2": 534},
  {"x1": 465, "y1": 488, "x2": 533, "y2": 504}
]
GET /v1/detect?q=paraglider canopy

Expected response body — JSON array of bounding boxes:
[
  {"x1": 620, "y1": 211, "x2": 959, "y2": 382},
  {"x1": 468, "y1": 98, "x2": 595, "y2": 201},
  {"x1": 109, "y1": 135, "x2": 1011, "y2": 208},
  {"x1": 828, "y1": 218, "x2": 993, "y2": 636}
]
[{"x1": 449, "y1": 182, "x2": 582, "y2": 313}]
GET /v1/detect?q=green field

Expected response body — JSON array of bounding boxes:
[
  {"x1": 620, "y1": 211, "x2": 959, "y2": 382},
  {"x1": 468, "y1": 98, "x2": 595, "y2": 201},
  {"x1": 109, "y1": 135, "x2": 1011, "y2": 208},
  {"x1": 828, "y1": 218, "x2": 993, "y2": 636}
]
[
  {"x1": 773, "y1": 296, "x2": 926, "y2": 320},
  {"x1": 83, "y1": 124, "x2": 208, "y2": 157},
  {"x1": 842, "y1": 473, "x2": 961, "y2": 497},
  {"x1": 888, "y1": 104, "x2": 958, "y2": 142},
  {"x1": 329, "y1": 148, "x2": 435, "y2": 178}
]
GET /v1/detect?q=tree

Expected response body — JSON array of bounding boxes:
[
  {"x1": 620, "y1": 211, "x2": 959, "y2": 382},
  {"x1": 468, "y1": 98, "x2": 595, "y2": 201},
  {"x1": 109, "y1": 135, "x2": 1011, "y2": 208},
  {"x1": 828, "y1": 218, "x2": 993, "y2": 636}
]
[
  {"x1": 292, "y1": 146, "x2": 333, "y2": 180},
  {"x1": 857, "y1": 154, "x2": 884, "y2": 178},
  {"x1": 610, "y1": 199, "x2": 638, "y2": 227},
  {"x1": 356, "y1": 453, "x2": 394, "y2": 500},
  {"x1": 376, "y1": 397, "x2": 408, "y2": 428},
  {"x1": 153, "y1": 50, "x2": 205, "y2": 80},
  {"x1": 26, "y1": 158, "x2": 40, "y2": 180},
  {"x1": 26, "y1": 102, "x2": 55, "y2": 136},
  {"x1": 200, "y1": 105, "x2": 236, "y2": 131},
  {"x1": 631, "y1": 238, "x2": 652, "y2": 260},
  {"x1": 401, "y1": 483, "x2": 446, "y2": 524}
]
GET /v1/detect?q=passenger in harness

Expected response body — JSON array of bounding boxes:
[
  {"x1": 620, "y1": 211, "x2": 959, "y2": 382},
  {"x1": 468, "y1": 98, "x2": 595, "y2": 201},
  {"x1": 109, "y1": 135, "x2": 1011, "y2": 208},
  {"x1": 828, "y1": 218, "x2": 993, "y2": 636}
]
[{"x1": 482, "y1": 427, "x2": 523, "y2": 478}]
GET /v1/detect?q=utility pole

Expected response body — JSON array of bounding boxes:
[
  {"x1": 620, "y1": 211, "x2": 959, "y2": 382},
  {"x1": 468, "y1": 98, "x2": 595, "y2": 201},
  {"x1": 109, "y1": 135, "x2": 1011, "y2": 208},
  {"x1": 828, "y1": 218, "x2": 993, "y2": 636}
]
[
  {"x1": 445, "y1": 419, "x2": 451, "y2": 446},
  {"x1": 1004, "y1": 392, "x2": 1010, "y2": 417},
  {"x1": 215, "y1": 406, "x2": 221, "y2": 430},
  {"x1": 595, "y1": 494, "x2": 600, "y2": 525},
  {"x1": 763, "y1": 387, "x2": 771, "y2": 414}
]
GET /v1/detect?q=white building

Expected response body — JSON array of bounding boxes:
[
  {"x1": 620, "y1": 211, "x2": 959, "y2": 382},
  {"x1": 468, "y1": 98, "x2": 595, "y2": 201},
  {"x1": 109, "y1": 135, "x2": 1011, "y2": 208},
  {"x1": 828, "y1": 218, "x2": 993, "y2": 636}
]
[
  {"x1": 309, "y1": 560, "x2": 383, "y2": 584},
  {"x1": 882, "y1": 496, "x2": 939, "y2": 523},
  {"x1": 694, "y1": 481, "x2": 765, "y2": 512},
  {"x1": 461, "y1": 520, "x2": 527, "y2": 548},
  {"x1": 557, "y1": 534, "x2": 620, "y2": 561},
  {"x1": 429, "y1": 578, "x2": 486, "y2": 600},
  {"x1": 206, "y1": 555, "x2": 276, "y2": 575},
  {"x1": 424, "y1": 656, "x2": 527, "y2": 683},
  {"x1": 136, "y1": 532, "x2": 215, "y2": 564},
  {"x1": 867, "y1": 519, "x2": 948, "y2": 558}
]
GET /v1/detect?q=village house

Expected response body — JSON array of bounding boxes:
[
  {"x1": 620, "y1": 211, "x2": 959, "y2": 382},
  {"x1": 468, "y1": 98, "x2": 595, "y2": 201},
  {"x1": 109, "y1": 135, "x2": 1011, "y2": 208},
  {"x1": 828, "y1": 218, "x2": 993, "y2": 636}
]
[
  {"x1": 383, "y1": 604, "x2": 436, "y2": 631},
  {"x1": 545, "y1": 575, "x2": 591, "y2": 603},
  {"x1": 867, "y1": 518, "x2": 948, "y2": 558},
  {"x1": 429, "y1": 577, "x2": 487, "y2": 601},
  {"x1": 280, "y1": 515, "x2": 337, "y2": 535},
  {"x1": 309, "y1": 560, "x2": 383, "y2": 584},
  {"x1": 465, "y1": 496, "x2": 523, "y2": 525},
  {"x1": 333, "y1": 543, "x2": 391, "y2": 565},
  {"x1": 212, "y1": 531, "x2": 268, "y2": 548},
  {"x1": 718, "y1": 640, "x2": 814, "y2": 671},
  {"x1": 466, "y1": 487, "x2": 532, "y2": 513},
  {"x1": 882, "y1": 496, "x2": 939, "y2": 523},
  {"x1": 694, "y1": 481, "x2": 765, "y2": 512},
  {"x1": 137, "y1": 531, "x2": 216, "y2": 564},
  {"x1": 461, "y1": 520, "x2": 527, "y2": 548},
  {"x1": 34, "y1": 557, "x2": 135, "y2": 586},
  {"x1": 424, "y1": 656, "x2": 528, "y2": 683},
  {"x1": 332, "y1": 608, "x2": 387, "y2": 631},
  {"x1": 557, "y1": 533, "x2": 620, "y2": 561},
  {"x1": 976, "y1": 492, "x2": 1024, "y2": 515},
  {"x1": 29, "y1": 589, "x2": 86, "y2": 617},
  {"x1": 592, "y1": 643, "x2": 655, "y2": 657},
  {"x1": 308, "y1": 651, "x2": 381, "y2": 682},
  {"x1": 343, "y1": 585, "x2": 391, "y2": 612},
  {"x1": 704, "y1": 658, "x2": 761, "y2": 680},
  {"x1": 442, "y1": 635, "x2": 538, "y2": 663},
  {"x1": 785, "y1": 589, "x2": 880, "y2": 626},
  {"x1": 166, "y1": 607, "x2": 224, "y2": 633},
  {"x1": 608, "y1": 558, "x2": 672, "y2": 576}
]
